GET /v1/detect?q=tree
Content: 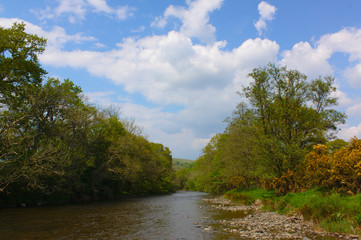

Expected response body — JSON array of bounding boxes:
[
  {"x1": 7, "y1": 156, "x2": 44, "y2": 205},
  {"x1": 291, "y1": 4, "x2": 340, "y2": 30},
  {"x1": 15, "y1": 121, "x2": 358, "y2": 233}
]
[
  {"x1": 0, "y1": 22, "x2": 47, "y2": 109},
  {"x1": 0, "y1": 22, "x2": 47, "y2": 194},
  {"x1": 0, "y1": 78, "x2": 94, "y2": 194},
  {"x1": 0, "y1": 23, "x2": 177, "y2": 205},
  {"x1": 244, "y1": 64, "x2": 346, "y2": 176}
]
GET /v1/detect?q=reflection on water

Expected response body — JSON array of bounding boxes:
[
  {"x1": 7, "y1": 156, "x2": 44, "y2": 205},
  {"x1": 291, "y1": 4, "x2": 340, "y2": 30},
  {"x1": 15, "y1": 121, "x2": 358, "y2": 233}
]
[{"x1": 0, "y1": 191, "x2": 240, "y2": 240}]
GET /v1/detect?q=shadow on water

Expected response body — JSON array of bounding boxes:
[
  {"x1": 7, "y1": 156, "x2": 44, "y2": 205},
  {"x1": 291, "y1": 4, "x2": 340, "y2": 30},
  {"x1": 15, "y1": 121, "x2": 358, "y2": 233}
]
[
  {"x1": 0, "y1": 191, "x2": 238, "y2": 240},
  {"x1": 0, "y1": 191, "x2": 341, "y2": 240}
]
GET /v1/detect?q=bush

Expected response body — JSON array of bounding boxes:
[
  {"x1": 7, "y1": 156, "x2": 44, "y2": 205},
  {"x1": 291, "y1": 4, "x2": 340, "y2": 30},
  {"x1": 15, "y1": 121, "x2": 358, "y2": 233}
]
[{"x1": 272, "y1": 138, "x2": 361, "y2": 196}]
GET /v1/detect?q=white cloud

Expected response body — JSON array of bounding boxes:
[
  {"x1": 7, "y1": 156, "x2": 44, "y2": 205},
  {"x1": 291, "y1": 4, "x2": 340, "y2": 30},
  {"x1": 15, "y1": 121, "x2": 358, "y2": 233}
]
[
  {"x1": 318, "y1": 28, "x2": 361, "y2": 86},
  {"x1": 254, "y1": 1, "x2": 277, "y2": 36},
  {"x1": 151, "y1": 16, "x2": 168, "y2": 28},
  {"x1": 85, "y1": 91, "x2": 116, "y2": 105},
  {"x1": 0, "y1": 17, "x2": 280, "y2": 158},
  {"x1": 319, "y1": 28, "x2": 361, "y2": 62},
  {"x1": 279, "y1": 28, "x2": 361, "y2": 81},
  {"x1": 0, "y1": 18, "x2": 100, "y2": 60},
  {"x1": 32, "y1": 0, "x2": 134, "y2": 22},
  {"x1": 346, "y1": 102, "x2": 361, "y2": 118},
  {"x1": 331, "y1": 87, "x2": 353, "y2": 107},
  {"x1": 4, "y1": 9, "x2": 361, "y2": 158},
  {"x1": 33, "y1": 0, "x2": 87, "y2": 23},
  {"x1": 344, "y1": 64, "x2": 361, "y2": 88},
  {"x1": 280, "y1": 41, "x2": 333, "y2": 78},
  {"x1": 131, "y1": 25, "x2": 145, "y2": 33},
  {"x1": 152, "y1": 0, "x2": 223, "y2": 43},
  {"x1": 338, "y1": 123, "x2": 361, "y2": 141},
  {"x1": 114, "y1": 6, "x2": 134, "y2": 20},
  {"x1": 87, "y1": 0, "x2": 112, "y2": 13},
  {"x1": 39, "y1": 31, "x2": 279, "y2": 107},
  {"x1": 116, "y1": 102, "x2": 218, "y2": 159}
]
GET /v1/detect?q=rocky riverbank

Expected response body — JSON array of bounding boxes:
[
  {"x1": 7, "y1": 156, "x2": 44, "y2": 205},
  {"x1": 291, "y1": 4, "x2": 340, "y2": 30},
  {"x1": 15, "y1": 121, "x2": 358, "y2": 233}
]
[{"x1": 203, "y1": 197, "x2": 360, "y2": 240}]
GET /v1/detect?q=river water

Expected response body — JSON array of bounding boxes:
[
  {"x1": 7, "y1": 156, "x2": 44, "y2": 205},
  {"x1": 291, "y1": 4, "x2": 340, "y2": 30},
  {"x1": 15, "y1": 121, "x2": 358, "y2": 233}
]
[{"x1": 0, "y1": 191, "x2": 243, "y2": 240}]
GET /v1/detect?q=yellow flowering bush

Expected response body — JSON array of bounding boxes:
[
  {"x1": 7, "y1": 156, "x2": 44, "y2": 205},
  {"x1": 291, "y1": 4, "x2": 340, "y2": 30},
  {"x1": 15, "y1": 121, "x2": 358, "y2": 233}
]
[
  {"x1": 271, "y1": 138, "x2": 361, "y2": 195},
  {"x1": 303, "y1": 144, "x2": 331, "y2": 189},
  {"x1": 226, "y1": 176, "x2": 249, "y2": 190},
  {"x1": 326, "y1": 138, "x2": 361, "y2": 194},
  {"x1": 272, "y1": 169, "x2": 300, "y2": 196}
]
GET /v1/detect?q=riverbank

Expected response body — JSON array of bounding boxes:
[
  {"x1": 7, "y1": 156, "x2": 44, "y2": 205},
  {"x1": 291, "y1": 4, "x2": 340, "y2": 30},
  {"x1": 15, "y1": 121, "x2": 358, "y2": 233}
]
[{"x1": 204, "y1": 189, "x2": 361, "y2": 239}]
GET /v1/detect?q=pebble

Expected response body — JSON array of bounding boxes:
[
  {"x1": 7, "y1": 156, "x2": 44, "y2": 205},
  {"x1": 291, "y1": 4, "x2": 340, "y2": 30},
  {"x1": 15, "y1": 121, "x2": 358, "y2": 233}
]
[{"x1": 203, "y1": 196, "x2": 360, "y2": 240}]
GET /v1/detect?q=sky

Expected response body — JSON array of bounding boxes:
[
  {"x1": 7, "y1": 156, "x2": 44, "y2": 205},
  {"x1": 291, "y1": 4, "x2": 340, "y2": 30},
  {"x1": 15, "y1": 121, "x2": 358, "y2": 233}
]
[{"x1": 1, "y1": 0, "x2": 361, "y2": 160}]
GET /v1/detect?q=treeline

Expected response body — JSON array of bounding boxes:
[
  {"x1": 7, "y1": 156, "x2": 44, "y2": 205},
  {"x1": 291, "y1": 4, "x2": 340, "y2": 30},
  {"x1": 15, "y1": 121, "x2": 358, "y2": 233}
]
[
  {"x1": 182, "y1": 63, "x2": 356, "y2": 195},
  {"x1": 0, "y1": 23, "x2": 173, "y2": 206}
]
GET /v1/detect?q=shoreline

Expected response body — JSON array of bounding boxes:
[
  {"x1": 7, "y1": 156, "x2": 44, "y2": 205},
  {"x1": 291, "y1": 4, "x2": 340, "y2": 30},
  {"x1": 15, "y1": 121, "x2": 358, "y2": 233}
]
[{"x1": 204, "y1": 196, "x2": 360, "y2": 240}]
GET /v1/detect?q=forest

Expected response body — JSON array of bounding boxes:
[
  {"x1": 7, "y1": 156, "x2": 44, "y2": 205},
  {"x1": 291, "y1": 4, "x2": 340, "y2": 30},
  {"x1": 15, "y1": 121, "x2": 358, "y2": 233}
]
[
  {"x1": 0, "y1": 23, "x2": 174, "y2": 207},
  {"x1": 2, "y1": 22, "x2": 361, "y2": 214},
  {"x1": 172, "y1": 60, "x2": 361, "y2": 234},
  {"x1": 176, "y1": 62, "x2": 361, "y2": 197}
]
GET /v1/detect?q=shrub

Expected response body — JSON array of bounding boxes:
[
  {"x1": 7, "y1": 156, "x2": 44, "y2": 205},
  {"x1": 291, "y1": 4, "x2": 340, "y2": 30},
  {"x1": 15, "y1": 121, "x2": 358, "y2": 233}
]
[{"x1": 272, "y1": 169, "x2": 302, "y2": 196}]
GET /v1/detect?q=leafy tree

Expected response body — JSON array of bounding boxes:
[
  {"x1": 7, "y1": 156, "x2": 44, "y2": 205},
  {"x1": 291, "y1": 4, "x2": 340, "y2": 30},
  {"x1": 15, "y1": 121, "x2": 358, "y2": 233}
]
[
  {"x1": 0, "y1": 22, "x2": 46, "y2": 109},
  {"x1": 0, "y1": 23, "x2": 174, "y2": 205},
  {"x1": 327, "y1": 138, "x2": 348, "y2": 152},
  {"x1": 188, "y1": 64, "x2": 346, "y2": 193},
  {"x1": 0, "y1": 78, "x2": 93, "y2": 194},
  {"x1": 244, "y1": 64, "x2": 346, "y2": 176}
]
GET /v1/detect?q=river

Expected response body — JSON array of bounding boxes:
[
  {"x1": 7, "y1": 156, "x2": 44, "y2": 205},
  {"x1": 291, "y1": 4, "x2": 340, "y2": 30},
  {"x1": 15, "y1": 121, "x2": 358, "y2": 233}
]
[{"x1": 0, "y1": 191, "x2": 244, "y2": 240}]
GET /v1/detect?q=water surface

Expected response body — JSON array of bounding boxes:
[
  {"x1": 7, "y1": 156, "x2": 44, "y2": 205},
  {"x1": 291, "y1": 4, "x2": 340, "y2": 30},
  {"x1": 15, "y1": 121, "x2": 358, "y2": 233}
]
[{"x1": 0, "y1": 191, "x2": 240, "y2": 240}]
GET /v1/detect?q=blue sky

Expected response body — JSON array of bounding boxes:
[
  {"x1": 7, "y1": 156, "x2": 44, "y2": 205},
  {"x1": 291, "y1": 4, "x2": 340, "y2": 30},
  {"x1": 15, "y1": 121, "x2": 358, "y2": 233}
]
[{"x1": 1, "y1": 0, "x2": 361, "y2": 159}]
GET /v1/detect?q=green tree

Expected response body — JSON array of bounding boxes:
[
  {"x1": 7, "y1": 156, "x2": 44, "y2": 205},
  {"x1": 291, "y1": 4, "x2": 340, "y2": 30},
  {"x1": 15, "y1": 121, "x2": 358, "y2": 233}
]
[
  {"x1": 0, "y1": 78, "x2": 94, "y2": 195},
  {"x1": 0, "y1": 23, "x2": 175, "y2": 206},
  {"x1": 244, "y1": 64, "x2": 346, "y2": 176},
  {"x1": 0, "y1": 22, "x2": 46, "y2": 108}
]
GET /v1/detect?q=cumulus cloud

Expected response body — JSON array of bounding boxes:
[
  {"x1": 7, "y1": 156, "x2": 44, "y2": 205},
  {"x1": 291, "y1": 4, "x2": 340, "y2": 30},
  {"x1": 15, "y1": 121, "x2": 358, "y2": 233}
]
[
  {"x1": 254, "y1": 1, "x2": 277, "y2": 36},
  {"x1": 280, "y1": 41, "x2": 333, "y2": 78},
  {"x1": 279, "y1": 28, "x2": 361, "y2": 82},
  {"x1": 331, "y1": 86, "x2": 353, "y2": 107},
  {"x1": 4, "y1": 7, "x2": 361, "y2": 157},
  {"x1": 115, "y1": 102, "x2": 221, "y2": 159},
  {"x1": 152, "y1": 0, "x2": 223, "y2": 43},
  {"x1": 344, "y1": 64, "x2": 361, "y2": 88},
  {"x1": 33, "y1": 0, "x2": 87, "y2": 23},
  {"x1": 85, "y1": 91, "x2": 116, "y2": 106},
  {"x1": 12, "y1": 17, "x2": 277, "y2": 157},
  {"x1": 319, "y1": 28, "x2": 361, "y2": 61},
  {"x1": 0, "y1": 18, "x2": 98, "y2": 51},
  {"x1": 346, "y1": 102, "x2": 361, "y2": 118},
  {"x1": 32, "y1": 0, "x2": 134, "y2": 22},
  {"x1": 318, "y1": 28, "x2": 361, "y2": 86},
  {"x1": 39, "y1": 31, "x2": 279, "y2": 107},
  {"x1": 338, "y1": 123, "x2": 361, "y2": 141}
]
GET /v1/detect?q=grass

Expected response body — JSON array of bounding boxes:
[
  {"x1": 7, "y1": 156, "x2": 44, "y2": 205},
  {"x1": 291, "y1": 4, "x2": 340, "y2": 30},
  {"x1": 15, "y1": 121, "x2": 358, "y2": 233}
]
[
  {"x1": 172, "y1": 158, "x2": 194, "y2": 171},
  {"x1": 224, "y1": 188, "x2": 275, "y2": 205},
  {"x1": 224, "y1": 188, "x2": 361, "y2": 236}
]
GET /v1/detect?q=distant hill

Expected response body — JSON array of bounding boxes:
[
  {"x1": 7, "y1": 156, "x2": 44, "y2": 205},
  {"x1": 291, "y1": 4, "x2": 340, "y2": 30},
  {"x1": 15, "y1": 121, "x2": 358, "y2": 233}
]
[{"x1": 172, "y1": 158, "x2": 194, "y2": 171}]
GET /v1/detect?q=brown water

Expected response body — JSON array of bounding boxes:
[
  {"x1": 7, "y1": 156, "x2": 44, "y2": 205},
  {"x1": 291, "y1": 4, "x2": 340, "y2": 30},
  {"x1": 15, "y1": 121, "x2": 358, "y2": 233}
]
[{"x1": 0, "y1": 191, "x2": 242, "y2": 240}]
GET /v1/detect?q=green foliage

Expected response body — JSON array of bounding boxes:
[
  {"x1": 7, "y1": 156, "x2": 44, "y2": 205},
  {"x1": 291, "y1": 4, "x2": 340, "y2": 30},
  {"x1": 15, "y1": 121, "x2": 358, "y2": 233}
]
[
  {"x1": 327, "y1": 139, "x2": 348, "y2": 153},
  {"x1": 225, "y1": 188, "x2": 361, "y2": 235},
  {"x1": 224, "y1": 188, "x2": 274, "y2": 205},
  {"x1": 244, "y1": 64, "x2": 345, "y2": 176},
  {"x1": 187, "y1": 64, "x2": 346, "y2": 194},
  {"x1": 172, "y1": 158, "x2": 194, "y2": 171},
  {"x1": 172, "y1": 158, "x2": 194, "y2": 190},
  {"x1": 0, "y1": 23, "x2": 173, "y2": 206},
  {"x1": 0, "y1": 22, "x2": 47, "y2": 107}
]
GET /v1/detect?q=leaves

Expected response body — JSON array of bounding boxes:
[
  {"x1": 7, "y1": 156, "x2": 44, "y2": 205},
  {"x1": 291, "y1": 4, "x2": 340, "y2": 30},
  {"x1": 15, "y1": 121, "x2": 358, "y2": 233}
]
[
  {"x1": 187, "y1": 63, "x2": 346, "y2": 194},
  {"x1": 0, "y1": 23, "x2": 174, "y2": 205}
]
